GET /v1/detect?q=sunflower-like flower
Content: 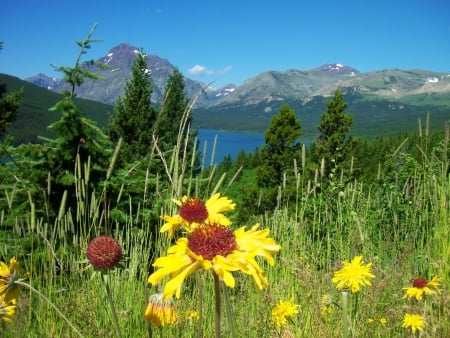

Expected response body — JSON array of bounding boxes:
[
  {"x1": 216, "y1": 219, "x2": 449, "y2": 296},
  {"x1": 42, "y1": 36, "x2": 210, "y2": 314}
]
[
  {"x1": 402, "y1": 313, "x2": 423, "y2": 334},
  {"x1": 148, "y1": 223, "x2": 280, "y2": 299},
  {"x1": 271, "y1": 298, "x2": 299, "y2": 331},
  {"x1": 144, "y1": 293, "x2": 176, "y2": 327},
  {"x1": 0, "y1": 257, "x2": 29, "y2": 302},
  {"x1": 160, "y1": 193, "x2": 236, "y2": 238},
  {"x1": 0, "y1": 295, "x2": 16, "y2": 324},
  {"x1": 331, "y1": 255, "x2": 375, "y2": 293},
  {"x1": 403, "y1": 276, "x2": 441, "y2": 301}
]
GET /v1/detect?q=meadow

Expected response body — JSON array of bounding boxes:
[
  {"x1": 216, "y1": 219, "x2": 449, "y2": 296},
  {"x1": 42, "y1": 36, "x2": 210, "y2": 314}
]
[{"x1": 1, "y1": 119, "x2": 449, "y2": 338}]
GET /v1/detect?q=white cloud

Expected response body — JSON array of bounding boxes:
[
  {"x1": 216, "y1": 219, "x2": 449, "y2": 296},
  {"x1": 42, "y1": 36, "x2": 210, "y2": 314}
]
[
  {"x1": 188, "y1": 65, "x2": 213, "y2": 76},
  {"x1": 188, "y1": 64, "x2": 232, "y2": 77},
  {"x1": 218, "y1": 65, "x2": 232, "y2": 75}
]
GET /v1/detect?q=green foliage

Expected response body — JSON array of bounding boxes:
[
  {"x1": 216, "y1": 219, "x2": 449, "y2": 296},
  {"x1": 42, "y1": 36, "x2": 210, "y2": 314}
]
[
  {"x1": 156, "y1": 68, "x2": 199, "y2": 176},
  {"x1": 255, "y1": 104, "x2": 302, "y2": 210},
  {"x1": 2, "y1": 25, "x2": 112, "y2": 224},
  {"x1": 313, "y1": 89, "x2": 356, "y2": 178},
  {"x1": 0, "y1": 83, "x2": 23, "y2": 139},
  {"x1": 106, "y1": 50, "x2": 156, "y2": 165}
]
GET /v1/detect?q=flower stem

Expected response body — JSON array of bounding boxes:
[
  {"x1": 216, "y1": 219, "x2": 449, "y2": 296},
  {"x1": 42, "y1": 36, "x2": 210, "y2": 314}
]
[
  {"x1": 102, "y1": 274, "x2": 123, "y2": 338},
  {"x1": 341, "y1": 291, "x2": 351, "y2": 338},
  {"x1": 222, "y1": 283, "x2": 236, "y2": 338},
  {"x1": 15, "y1": 280, "x2": 84, "y2": 338},
  {"x1": 213, "y1": 272, "x2": 221, "y2": 338}
]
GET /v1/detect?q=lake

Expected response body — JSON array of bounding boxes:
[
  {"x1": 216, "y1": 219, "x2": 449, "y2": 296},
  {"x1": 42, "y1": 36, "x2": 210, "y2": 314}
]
[{"x1": 197, "y1": 129, "x2": 265, "y2": 165}]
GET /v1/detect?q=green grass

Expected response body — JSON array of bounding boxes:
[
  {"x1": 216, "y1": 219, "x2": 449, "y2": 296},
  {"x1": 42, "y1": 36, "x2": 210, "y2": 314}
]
[{"x1": 1, "y1": 125, "x2": 449, "y2": 337}]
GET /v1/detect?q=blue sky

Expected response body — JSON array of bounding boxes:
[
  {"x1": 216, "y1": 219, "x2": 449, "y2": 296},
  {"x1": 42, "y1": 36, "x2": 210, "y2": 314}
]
[{"x1": 1, "y1": 0, "x2": 449, "y2": 88}]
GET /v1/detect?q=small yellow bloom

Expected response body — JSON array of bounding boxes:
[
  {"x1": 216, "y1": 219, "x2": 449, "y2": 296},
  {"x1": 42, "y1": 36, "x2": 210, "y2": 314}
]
[
  {"x1": 0, "y1": 257, "x2": 29, "y2": 302},
  {"x1": 367, "y1": 317, "x2": 387, "y2": 325},
  {"x1": 144, "y1": 293, "x2": 176, "y2": 327},
  {"x1": 184, "y1": 310, "x2": 200, "y2": 321},
  {"x1": 160, "y1": 193, "x2": 236, "y2": 237},
  {"x1": 320, "y1": 294, "x2": 333, "y2": 316},
  {"x1": 271, "y1": 299, "x2": 299, "y2": 331},
  {"x1": 402, "y1": 313, "x2": 423, "y2": 334},
  {"x1": 331, "y1": 255, "x2": 375, "y2": 293},
  {"x1": 148, "y1": 223, "x2": 280, "y2": 300},
  {"x1": 0, "y1": 295, "x2": 16, "y2": 323},
  {"x1": 403, "y1": 276, "x2": 441, "y2": 301}
]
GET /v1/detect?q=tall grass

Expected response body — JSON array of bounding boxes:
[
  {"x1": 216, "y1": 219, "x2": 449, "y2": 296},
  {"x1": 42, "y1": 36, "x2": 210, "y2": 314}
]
[{"x1": 1, "y1": 118, "x2": 449, "y2": 337}]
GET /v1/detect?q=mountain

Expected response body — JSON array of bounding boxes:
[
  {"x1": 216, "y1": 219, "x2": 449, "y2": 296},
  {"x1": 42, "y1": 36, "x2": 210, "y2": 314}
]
[
  {"x1": 26, "y1": 43, "x2": 233, "y2": 107},
  {"x1": 22, "y1": 43, "x2": 450, "y2": 139}
]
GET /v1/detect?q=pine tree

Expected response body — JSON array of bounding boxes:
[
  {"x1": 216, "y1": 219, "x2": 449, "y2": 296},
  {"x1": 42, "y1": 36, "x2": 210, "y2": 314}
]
[
  {"x1": 0, "y1": 39, "x2": 23, "y2": 139},
  {"x1": 106, "y1": 49, "x2": 156, "y2": 165},
  {"x1": 0, "y1": 82, "x2": 23, "y2": 139},
  {"x1": 256, "y1": 104, "x2": 302, "y2": 209},
  {"x1": 156, "y1": 69, "x2": 198, "y2": 171},
  {"x1": 314, "y1": 89, "x2": 355, "y2": 178},
  {"x1": 14, "y1": 24, "x2": 112, "y2": 218}
]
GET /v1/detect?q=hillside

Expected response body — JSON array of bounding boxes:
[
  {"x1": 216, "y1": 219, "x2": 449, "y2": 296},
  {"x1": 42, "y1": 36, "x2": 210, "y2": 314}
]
[{"x1": 1, "y1": 74, "x2": 113, "y2": 144}]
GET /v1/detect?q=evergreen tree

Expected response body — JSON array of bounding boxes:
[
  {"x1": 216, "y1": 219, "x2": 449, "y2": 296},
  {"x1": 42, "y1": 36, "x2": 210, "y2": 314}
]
[
  {"x1": 14, "y1": 24, "x2": 112, "y2": 218},
  {"x1": 257, "y1": 104, "x2": 302, "y2": 188},
  {"x1": 0, "y1": 80, "x2": 23, "y2": 139},
  {"x1": 256, "y1": 104, "x2": 302, "y2": 209},
  {"x1": 106, "y1": 49, "x2": 156, "y2": 165},
  {"x1": 0, "y1": 39, "x2": 23, "y2": 139},
  {"x1": 314, "y1": 89, "x2": 355, "y2": 178},
  {"x1": 157, "y1": 69, "x2": 198, "y2": 171}
]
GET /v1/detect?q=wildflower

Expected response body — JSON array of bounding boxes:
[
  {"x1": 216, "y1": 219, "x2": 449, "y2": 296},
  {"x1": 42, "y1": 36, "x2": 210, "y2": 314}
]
[
  {"x1": 184, "y1": 310, "x2": 200, "y2": 321},
  {"x1": 144, "y1": 293, "x2": 176, "y2": 327},
  {"x1": 402, "y1": 313, "x2": 423, "y2": 334},
  {"x1": 271, "y1": 299, "x2": 299, "y2": 331},
  {"x1": 160, "y1": 193, "x2": 236, "y2": 238},
  {"x1": 320, "y1": 294, "x2": 333, "y2": 316},
  {"x1": 148, "y1": 223, "x2": 281, "y2": 299},
  {"x1": 0, "y1": 295, "x2": 16, "y2": 323},
  {"x1": 0, "y1": 257, "x2": 29, "y2": 302},
  {"x1": 331, "y1": 255, "x2": 375, "y2": 293},
  {"x1": 367, "y1": 317, "x2": 387, "y2": 325},
  {"x1": 403, "y1": 276, "x2": 441, "y2": 301},
  {"x1": 86, "y1": 236, "x2": 122, "y2": 270}
]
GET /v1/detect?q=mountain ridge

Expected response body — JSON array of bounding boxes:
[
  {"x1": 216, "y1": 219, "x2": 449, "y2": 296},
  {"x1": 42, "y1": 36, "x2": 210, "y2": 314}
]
[{"x1": 24, "y1": 42, "x2": 450, "y2": 109}]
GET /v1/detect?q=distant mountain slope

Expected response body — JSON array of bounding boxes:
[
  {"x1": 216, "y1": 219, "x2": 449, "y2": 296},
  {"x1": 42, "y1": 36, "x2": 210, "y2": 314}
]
[
  {"x1": 11, "y1": 42, "x2": 450, "y2": 141},
  {"x1": 1, "y1": 73, "x2": 113, "y2": 144},
  {"x1": 26, "y1": 43, "x2": 233, "y2": 107}
]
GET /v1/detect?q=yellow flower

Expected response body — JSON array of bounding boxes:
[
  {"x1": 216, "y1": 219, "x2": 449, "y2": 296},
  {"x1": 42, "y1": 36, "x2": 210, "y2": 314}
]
[
  {"x1": 0, "y1": 257, "x2": 29, "y2": 302},
  {"x1": 403, "y1": 276, "x2": 441, "y2": 301},
  {"x1": 160, "y1": 193, "x2": 236, "y2": 238},
  {"x1": 144, "y1": 293, "x2": 176, "y2": 327},
  {"x1": 0, "y1": 295, "x2": 16, "y2": 324},
  {"x1": 271, "y1": 299, "x2": 299, "y2": 331},
  {"x1": 331, "y1": 255, "x2": 375, "y2": 293},
  {"x1": 368, "y1": 317, "x2": 387, "y2": 325},
  {"x1": 184, "y1": 310, "x2": 200, "y2": 321},
  {"x1": 320, "y1": 294, "x2": 333, "y2": 316},
  {"x1": 402, "y1": 313, "x2": 423, "y2": 334},
  {"x1": 148, "y1": 223, "x2": 280, "y2": 299}
]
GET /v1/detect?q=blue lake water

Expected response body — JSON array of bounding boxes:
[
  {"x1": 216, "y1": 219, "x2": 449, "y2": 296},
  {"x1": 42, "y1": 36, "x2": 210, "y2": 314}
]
[{"x1": 197, "y1": 129, "x2": 265, "y2": 165}]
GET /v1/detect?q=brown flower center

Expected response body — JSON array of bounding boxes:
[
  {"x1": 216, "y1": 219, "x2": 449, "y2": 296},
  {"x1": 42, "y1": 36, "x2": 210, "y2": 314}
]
[
  {"x1": 412, "y1": 277, "x2": 428, "y2": 289},
  {"x1": 187, "y1": 225, "x2": 237, "y2": 260},
  {"x1": 86, "y1": 236, "x2": 122, "y2": 270},
  {"x1": 179, "y1": 198, "x2": 208, "y2": 223}
]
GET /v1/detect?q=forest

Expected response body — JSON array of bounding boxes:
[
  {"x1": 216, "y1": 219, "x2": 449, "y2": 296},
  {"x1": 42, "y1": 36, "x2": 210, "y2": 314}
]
[{"x1": 0, "y1": 27, "x2": 449, "y2": 337}]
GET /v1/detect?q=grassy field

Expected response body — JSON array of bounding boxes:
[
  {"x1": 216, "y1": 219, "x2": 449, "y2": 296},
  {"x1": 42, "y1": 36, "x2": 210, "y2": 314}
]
[{"x1": 1, "y1": 129, "x2": 449, "y2": 338}]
